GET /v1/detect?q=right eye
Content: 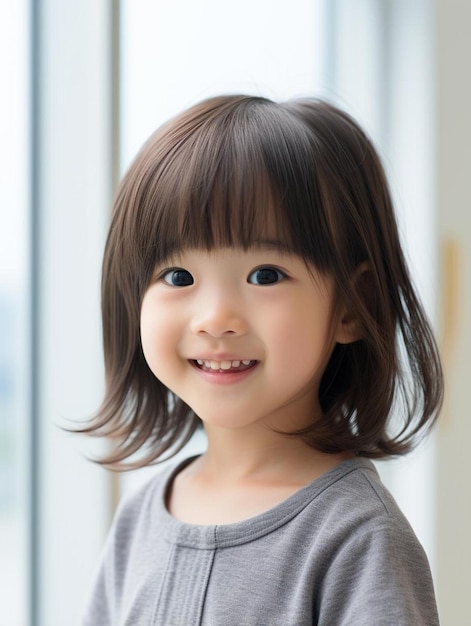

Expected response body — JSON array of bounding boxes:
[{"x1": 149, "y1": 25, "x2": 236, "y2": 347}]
[{"x1": 161, "y1": 268, "x2": 194, "y2": 287}]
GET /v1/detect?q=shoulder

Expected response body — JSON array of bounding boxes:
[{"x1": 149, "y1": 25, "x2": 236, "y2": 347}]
[
  {"x1": 308, "y1": 459, "x2": 439, "y2": 625},
  {"x1": 107, "y1": 457, "x2": 190, "y2": 562},
  {"x1": 114, "y1": 466, "x2": 166, "y2": 523},
  {"x1": 313, "y1": 458, "x2": 415, "y2": 529},
  {"x1": 112, "y1": 455, "x2": 190, "y2": 524},
  {"x1": 308, "y1": 459, "x2": 429, "y2": 570},
  {"x1": 81, "y1": 461, "x2": 182, "y2": 626}
]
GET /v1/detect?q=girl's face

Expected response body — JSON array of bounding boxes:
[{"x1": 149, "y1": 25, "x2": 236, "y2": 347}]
[{"x1": 140, "y1": 246, "x2": 345, "y2": 434}]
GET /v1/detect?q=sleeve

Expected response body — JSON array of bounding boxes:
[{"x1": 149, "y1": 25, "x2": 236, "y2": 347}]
[{"x1": 315, "y1": 518, "x2": 440, "y2": 626}]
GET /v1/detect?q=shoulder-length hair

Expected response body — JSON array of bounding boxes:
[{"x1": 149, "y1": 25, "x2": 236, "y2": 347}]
[{"x1": 80, "y1": 94, "x2": 443, "y2": 469}]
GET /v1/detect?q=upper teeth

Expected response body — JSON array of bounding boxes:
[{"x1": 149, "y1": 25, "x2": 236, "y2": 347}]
[{"x1": 196, "y1": 359, "x2": 252, "y2": 370}]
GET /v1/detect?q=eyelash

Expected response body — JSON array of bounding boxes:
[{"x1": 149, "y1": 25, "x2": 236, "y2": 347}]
[
  {"x1": 160, "y1": 268, "x2": 194, "y2": 287},
  {"x1": 247, "y1": 267, "x2": 286, "y2": 285},
  {"x1": 159, "y1": 266, "x2": 287, "y2": 287}
]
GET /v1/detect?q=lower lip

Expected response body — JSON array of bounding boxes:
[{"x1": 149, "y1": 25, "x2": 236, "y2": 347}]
[{"x1": 189, "y1": 361, "x2": 258, "y2": 385}]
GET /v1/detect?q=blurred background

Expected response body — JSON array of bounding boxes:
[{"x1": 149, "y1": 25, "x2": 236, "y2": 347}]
[{"x1": 0, "y1": 0, "x2": 469, "y2": 624}]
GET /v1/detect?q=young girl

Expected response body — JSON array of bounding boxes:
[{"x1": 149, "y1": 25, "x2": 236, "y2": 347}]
[{"x1": 82, "y1": 95, "x2": 443, "y2": 625}]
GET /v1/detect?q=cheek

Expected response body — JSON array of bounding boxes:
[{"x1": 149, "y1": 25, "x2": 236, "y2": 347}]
[
  {"x1": 271, "y1": 302, "x2": 336, "y2": 367},
  {"x1": 139, "y1": 297, "x2": 172, "y2": 371},
  {"x1": 140, "y1": 319, "x2": 157, "y2": 374}
]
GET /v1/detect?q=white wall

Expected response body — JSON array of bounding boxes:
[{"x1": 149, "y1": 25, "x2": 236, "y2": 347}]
[
  {"x1": 326, "y1": 0, "x2": 438, "y2": 574},
  {"x1": 434, "y1": 0, "x2": 471, "y2": 622},
  {"x1": 120, "y1": 0, "x2": 325, "y2": 169}
]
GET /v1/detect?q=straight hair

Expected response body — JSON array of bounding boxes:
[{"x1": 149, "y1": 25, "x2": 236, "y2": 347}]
[{"x1": 78, "y1": 95, "x2": 443, "y2": 469}]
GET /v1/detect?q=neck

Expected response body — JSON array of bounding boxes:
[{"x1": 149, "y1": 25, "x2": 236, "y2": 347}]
[{"x1": 196, "y1": 424, "x2": 353, "y2": 485}]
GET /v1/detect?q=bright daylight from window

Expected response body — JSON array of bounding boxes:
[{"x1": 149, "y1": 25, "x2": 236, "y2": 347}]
[{"x1": 0, "y1": 2, "x2": 29, "y2": 625}]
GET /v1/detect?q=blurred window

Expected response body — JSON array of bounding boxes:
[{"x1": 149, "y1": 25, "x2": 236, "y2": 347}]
[{"x1": 0, "y1": 2, "x2": 30, "y2": 624}]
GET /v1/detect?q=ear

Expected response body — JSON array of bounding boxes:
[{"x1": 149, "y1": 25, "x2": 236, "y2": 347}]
[{"x1": 334, "y1": 263, "x2": 370, "y2": 345}]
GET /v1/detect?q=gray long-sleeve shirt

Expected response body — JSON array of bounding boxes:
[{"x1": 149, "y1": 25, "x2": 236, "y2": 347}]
[{"x1": 82, "y1": 457, "x2": 439, "y2": 625}]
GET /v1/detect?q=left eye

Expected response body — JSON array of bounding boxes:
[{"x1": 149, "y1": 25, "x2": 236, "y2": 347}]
[
  {"x1": 161, "y1": 268, "x2": 194, "y2": 286},
  {"x1": 247, "y1": 267, "x2": 285, "y2": 285}
]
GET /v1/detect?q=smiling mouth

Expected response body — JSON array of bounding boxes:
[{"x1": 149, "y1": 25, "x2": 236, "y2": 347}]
[{"x1": 191, "y1": 359, "x2": 257, "y2": 373}]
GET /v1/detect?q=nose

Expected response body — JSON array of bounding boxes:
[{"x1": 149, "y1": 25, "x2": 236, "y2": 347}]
[{"x1": 190, "y1": 293, "x2": 247, "y2": 338}]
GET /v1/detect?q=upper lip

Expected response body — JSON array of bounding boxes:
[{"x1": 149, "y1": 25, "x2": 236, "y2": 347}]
[{"x1": 189, "y1": 354, "x2": 256, "y2": 362}]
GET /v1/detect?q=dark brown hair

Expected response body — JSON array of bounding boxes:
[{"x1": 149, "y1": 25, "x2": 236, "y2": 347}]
[{"x1": 80, "y1": 94, "x2": 443, "y2": 469}]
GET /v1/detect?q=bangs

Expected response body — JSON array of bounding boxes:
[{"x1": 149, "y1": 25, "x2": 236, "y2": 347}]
[
  {"x1": 121, "y1": 96, "x2": 333, "y2": 288},
  {"x1": 154, "y1": 137, "x2": 294, "y2": 258}
]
